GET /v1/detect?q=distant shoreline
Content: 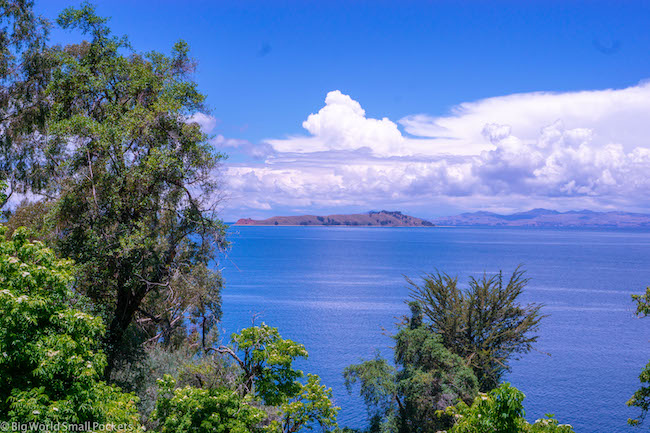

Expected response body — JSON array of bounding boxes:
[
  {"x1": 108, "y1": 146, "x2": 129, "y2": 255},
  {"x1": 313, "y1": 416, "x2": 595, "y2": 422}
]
[
  {"x1": 231, "y1": 224, "x2": 440, "y2": 228},
  {"x1": 228, "y1": 224, "x2": 650, "y2": 230},
  {"x1": 233, "y1": 208, "x2": 650, "y2": 229}
]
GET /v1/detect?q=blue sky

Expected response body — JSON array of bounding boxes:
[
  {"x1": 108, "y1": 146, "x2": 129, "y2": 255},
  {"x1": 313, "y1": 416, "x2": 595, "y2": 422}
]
[{"x1": 35, "y1": 1, "x2": 650, "y2": 219}]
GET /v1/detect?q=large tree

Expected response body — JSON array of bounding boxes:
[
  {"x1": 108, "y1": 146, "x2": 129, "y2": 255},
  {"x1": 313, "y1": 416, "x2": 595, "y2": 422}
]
[
  {"x1": 6, "y1": 3, "x2": 229, "y2": 379},
  {"x1": 408, "y1": 267, "x2": 544, "y2": 391}
]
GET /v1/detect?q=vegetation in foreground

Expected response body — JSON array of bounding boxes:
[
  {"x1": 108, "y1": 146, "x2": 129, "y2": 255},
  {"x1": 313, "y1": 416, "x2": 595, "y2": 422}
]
[{"x1": 0, "y1": 1, "x2": 644, "y2": 432}]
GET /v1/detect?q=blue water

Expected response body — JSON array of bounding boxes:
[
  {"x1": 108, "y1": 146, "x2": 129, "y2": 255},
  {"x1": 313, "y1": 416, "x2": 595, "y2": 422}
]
[{"x1": 218, "y1": 226, "x2": 650, "y2": 432}]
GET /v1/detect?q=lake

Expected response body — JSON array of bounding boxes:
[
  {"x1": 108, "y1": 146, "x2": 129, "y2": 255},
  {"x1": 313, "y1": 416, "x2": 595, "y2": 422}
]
[{"x1": 218, "y1": 226, "x2": 650, "y2": 432}]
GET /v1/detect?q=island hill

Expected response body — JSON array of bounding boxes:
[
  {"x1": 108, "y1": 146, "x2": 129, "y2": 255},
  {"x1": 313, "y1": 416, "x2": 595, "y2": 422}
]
[
  {"x1": 235, "y1": 211, "x2": 434, "y2": 227},
  {"x1": 235, "y1": 208, "x2": 650, "y2": 228}
]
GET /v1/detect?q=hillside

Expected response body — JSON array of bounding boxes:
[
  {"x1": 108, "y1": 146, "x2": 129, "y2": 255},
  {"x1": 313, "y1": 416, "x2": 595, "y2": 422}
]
[
  {"x1": 432, "y1": 208, "x2": 650, "y2": 227},
  {"x1": 235, "y1": 211, "x2": 434, "y2": 227}
]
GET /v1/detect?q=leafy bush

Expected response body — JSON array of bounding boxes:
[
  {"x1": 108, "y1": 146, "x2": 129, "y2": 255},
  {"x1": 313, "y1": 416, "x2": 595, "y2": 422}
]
[
  {"x1": 0, "y1": 227, "x2": 140, "y2": 427},
  {"x1": 153, "y1": 375, "x2": 266, "y2": 433},
  {"x1": 444, "y1": 383, "x2": 574, "y2": 433},
  {"x1": 271, "y1": 374, "x2": 339, "y2": 433}
]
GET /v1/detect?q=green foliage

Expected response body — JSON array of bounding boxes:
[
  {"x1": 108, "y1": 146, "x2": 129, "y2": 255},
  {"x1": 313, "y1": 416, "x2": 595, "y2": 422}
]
[
  {"x1": 271, "y1": 374, "x2": 339, "y2": 433},
  {"x1": 444, "y1": 383, "x2": 526, "y2": 433},
  {"x1": 156, "y1": 325, "x2": 338, "y2": 432},
  {"x1": 4, "y1": 199, "x2": 52, "y2": 240},
  {"x1": 153, "y1": 375, "x2": 266, "y2": 433},
  {"x1": 0, "y1": 226, "x2": 140, "y2": 426},
  {"x1": 444, "y1": 383, "x2": 574, "y2": 433},
  {"x1": 130, "y1": 344, "x2": 241, "y2": 426},
  {"x1": 628, "y1": 287, "x2": 650, "y2": 426},
  {"x1": 344, "y1": 307, "x2": 478, "y2": 433},
  {"x1": 223, "y1": 324, "x2": 309, "y2": 406},
  {"x1": 394, "y1": 327, "x2": 479, "y2": 430},
  {"x1": 632, "y1": 287, "x2": 650, "y2": 317},
  {"x1": 344, "y1": 354, "x2": 396, "y2": 422},
  {"x1": 527, "y1": 415, "x2": 577, "y2": 433},
  {"x1": 409, "y1": 267, "x2": 544, "y2": 391}
]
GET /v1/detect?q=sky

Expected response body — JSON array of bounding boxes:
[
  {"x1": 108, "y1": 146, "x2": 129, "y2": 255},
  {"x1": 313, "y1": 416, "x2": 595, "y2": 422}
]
[{"x1": 34, "y1": 0, "x2": 650, "y2": 220}]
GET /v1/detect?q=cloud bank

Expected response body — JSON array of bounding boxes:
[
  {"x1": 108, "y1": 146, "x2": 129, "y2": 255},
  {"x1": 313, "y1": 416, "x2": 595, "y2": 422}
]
[{"x1": 213, "y1": 83, "x2": 650, "y2": 218}]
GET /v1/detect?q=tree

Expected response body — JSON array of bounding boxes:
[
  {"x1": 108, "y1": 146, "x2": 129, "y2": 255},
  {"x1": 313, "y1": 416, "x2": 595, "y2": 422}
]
[
  {"x1": 216, "y1": 324, "x2": 310, "y2": 406},
  {"x1": 0, "y1": 226, "x2": 140, "y2": 426},
  {"x1": 344, "y1": 303, "x2": 478, "y2": 433},
  {"x1": 409, "y1": 267, "x2": 545, "y2": 391},
  {"x1": 444, "y1": 383, "x2": 574, "y2": 433},
  {"x1": 628, "y1": 287, "x2": 650, "y2": 426},
  {"x1": 7, "y1": 3, "x2": 229, "y2": 380},
  {"x1": 218, "y1": 324, "x2": 339, "y2": 431}
]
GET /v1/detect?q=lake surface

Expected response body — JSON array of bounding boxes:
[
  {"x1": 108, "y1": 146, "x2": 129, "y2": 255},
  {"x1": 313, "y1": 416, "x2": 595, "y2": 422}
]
[{"x1": 218, "y1": 226, "x2": 650, "y2": 432}]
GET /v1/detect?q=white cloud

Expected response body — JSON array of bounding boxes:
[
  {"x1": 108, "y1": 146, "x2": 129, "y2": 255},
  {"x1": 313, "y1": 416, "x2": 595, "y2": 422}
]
[
  {"x1": 400, "y1": 82, "x2": 650, "y2": 154},
  {"x1": 223, "y1": 85, "x2": 650, "y2": 218},
  {"x1": 267, "y1": 90, "x2": 452, "y2": 156},
  {"x1": 187, "y1": 112, "x2": 218, "y2": 133}
]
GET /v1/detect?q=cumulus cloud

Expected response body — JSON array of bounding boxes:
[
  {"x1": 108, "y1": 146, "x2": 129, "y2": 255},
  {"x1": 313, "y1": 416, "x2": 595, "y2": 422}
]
[
  {"x1": 267, "y1": 90, "x2": 449, "y2": 156},
  {"x1": 474, "y1": 120, "x2": 650, "y2": 198},
  {"x1": 223, "y1": 85, "x2": 650, "y2": 217}
]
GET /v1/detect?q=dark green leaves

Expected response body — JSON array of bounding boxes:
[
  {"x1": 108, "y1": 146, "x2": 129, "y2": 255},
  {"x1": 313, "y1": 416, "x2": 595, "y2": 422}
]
[
  {"x1": 409, "y1": 267, "x2": 545, "y2": 391},
  {"x1": 38, "y1": 4, "x2": 228, "y2": 377},
  {"x1": 344, "y1": 311, "x2": 478, "y2": 433}
]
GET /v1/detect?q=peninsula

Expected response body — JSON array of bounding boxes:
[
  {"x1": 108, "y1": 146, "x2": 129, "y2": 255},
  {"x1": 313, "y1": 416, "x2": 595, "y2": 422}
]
[{"x1": 235, "y1": 210, "x2": 434, "y2": 227}]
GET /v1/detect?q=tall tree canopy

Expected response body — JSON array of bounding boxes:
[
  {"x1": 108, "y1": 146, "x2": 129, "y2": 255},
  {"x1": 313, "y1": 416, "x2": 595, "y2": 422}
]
[
  {"x1": 2, "y1": 3, "x2": 228, "y2": 379},
  {"x1": 408, "y1": 267, "x2": 544, "y2": 391}
]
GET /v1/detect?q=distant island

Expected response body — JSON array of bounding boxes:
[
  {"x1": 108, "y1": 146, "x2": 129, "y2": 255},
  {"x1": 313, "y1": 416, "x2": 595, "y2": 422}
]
[
  {"x1": 432, "y1": 208, "x2": 650, "y2": 228},
  {"x1": 235, "y1": 210, "x2": 434, "y2": 227},
  {"x1": 235, "y1": 208, "x2": 650, "y2": 228}
]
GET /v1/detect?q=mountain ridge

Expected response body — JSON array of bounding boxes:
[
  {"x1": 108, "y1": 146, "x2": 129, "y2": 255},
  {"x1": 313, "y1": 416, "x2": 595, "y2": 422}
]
[{"x1": 432, "y1": 208, "x2": 650, "y2": 227}]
